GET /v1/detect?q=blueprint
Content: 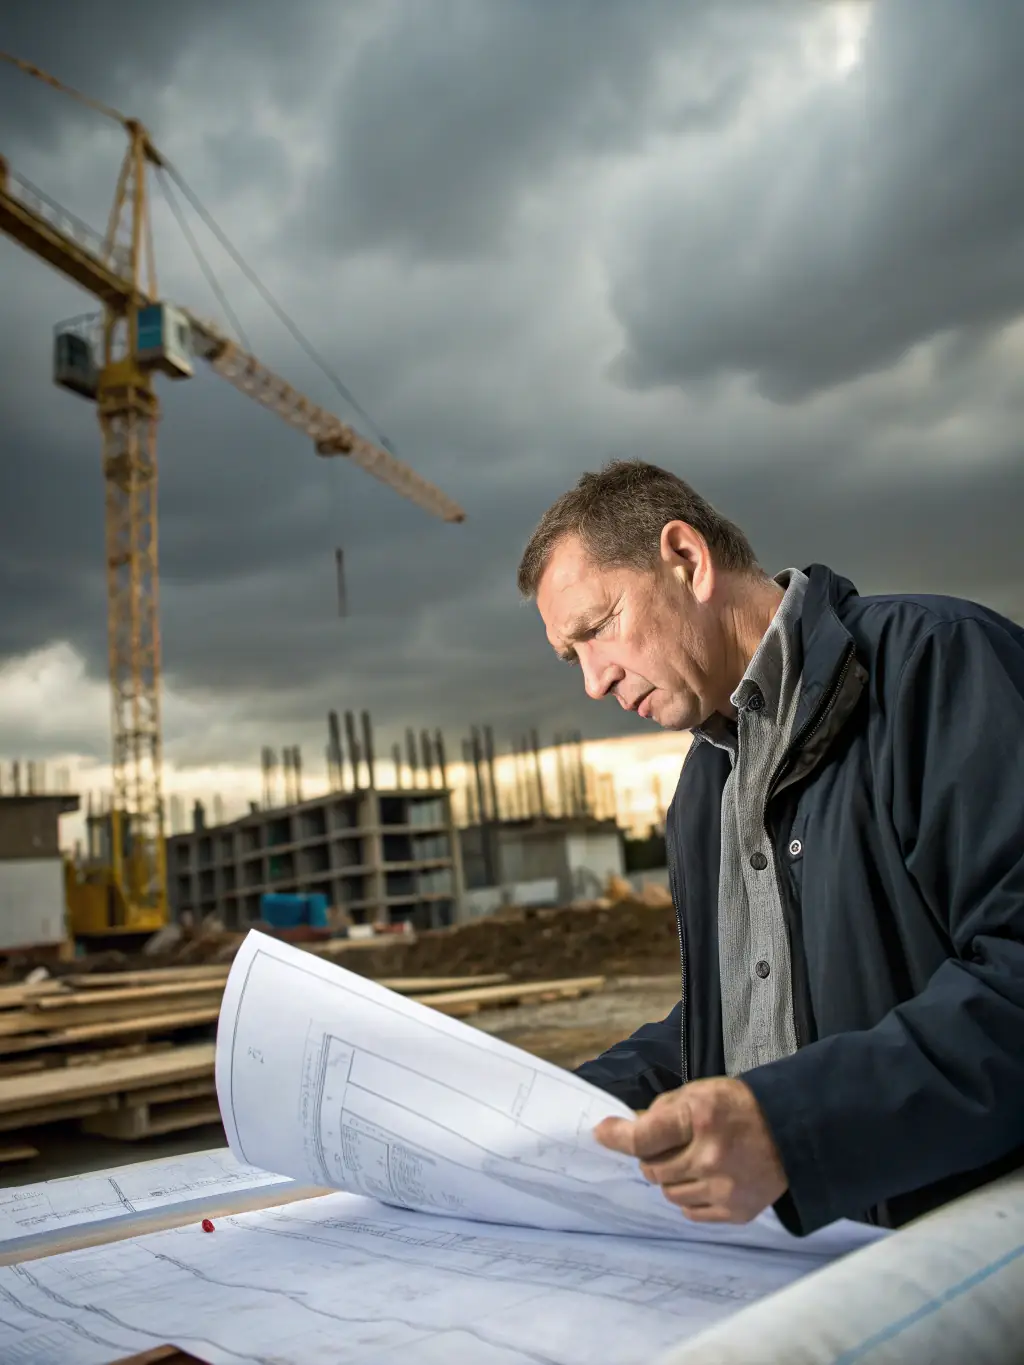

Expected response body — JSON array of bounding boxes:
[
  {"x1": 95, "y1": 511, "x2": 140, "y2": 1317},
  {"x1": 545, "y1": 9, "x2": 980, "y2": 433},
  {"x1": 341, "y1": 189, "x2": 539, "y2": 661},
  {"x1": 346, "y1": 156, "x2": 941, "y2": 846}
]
[
  {"x1": 0, "y1": 1149, "x2": 292, "y2": 1257},
  {"x1": 0, "y1": 1189, "x2": 863, "y2": 1365},
  {"x1": 216, "y1": 931, "x2": 885, "y2": 1258}
]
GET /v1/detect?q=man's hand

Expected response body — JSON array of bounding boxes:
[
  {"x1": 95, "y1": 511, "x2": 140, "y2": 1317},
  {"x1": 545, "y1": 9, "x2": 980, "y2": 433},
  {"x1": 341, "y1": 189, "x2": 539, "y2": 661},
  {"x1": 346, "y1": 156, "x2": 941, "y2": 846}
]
[{"x1": 593, "y1": 1077, "x2": 788, "y2": 1223}]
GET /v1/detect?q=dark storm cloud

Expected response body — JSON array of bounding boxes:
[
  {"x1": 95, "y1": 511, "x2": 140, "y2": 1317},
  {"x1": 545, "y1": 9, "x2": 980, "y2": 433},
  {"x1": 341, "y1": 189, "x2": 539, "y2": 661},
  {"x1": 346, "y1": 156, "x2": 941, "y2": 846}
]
[
  {"x1": 304, "y1": 0, "x2": 796, "y2": 259},
  {"x1": 0, "y1": 1, "x2": 330, "y2": 148},
  {"x1": 2, "y1": 0, "x2": 1024, "y2": 773},
  {"x1": 610, "y1": 0, "x2": 1024, "y2": 399}
]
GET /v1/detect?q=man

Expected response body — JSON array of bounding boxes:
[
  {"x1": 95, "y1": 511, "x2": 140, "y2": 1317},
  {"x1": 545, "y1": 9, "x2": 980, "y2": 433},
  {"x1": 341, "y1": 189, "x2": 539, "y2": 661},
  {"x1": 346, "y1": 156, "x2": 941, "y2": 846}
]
[{"x1": 517, "y1": 459, "x2": 1024, "y2": 1236}]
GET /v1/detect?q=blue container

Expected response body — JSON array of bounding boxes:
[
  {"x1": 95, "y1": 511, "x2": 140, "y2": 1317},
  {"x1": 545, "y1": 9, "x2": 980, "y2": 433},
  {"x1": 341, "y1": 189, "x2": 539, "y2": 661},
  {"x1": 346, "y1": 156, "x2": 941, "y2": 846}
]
[
  {"x1": 306, "y1": 893, "x2": 329, "y2": 928},
  {"x1": 260, "y1": 892, "x2": 330, "y2": 929}
]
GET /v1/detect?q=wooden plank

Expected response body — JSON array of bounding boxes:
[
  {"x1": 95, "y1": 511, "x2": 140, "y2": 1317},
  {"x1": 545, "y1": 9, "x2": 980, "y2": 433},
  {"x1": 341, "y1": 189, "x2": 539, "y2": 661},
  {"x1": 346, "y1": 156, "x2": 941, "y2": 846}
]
[
  {"x1": 0, "y1": 1040, "x2": 173, "y2": 1076},
  {"x1": 0, "y1": 1142, "x2": 39, "y2": 1163},
  {"x1": 0, "y1": 980, "x2": 67, "y2": 1011},
  {"x1": 414, "y1": 976, "x2": 606, "y2": 1016},
  {"x1": 0, "y1": 1042, "x2": 214, "y2": 1116},
  {"x1": 64, "y1": 966, "x2": 510, "y2": 995},
  {"x1": 0, "y1": 1181, "x2": 328, "y2": 1266},
  {"x1": 0, "y1": 1056, "x2": 49, "y2": 1078},
  {"x1": 66, "y1": 966, "x2": 230, "y2": 989},
  {"x1": 31, "y1": 980, "x2": 227, "y2": 1011},
  {"x1": 377, "y1": 973, "x2": 509, "y2": 993},
  {"x1": 0, "y1": 1095, "x2": 118, "y2": 1131},
  {"x1": 67, "y1": 1041, "x2": 174, "y2": 1068},
  {"x1": 31, "y1": 973, "x2": 510, "y2": 1012},
  {"x1": 0, "y1": 1005, "x2": 221, "y2": 1056},
  {"x1": 0, "y1": 989, "x2": 223, "y2": 1036}
]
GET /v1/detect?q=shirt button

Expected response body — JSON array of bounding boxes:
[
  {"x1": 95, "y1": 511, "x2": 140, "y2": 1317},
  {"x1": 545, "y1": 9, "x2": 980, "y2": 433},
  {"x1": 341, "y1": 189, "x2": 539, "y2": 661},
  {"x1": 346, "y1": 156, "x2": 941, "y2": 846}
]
[
  {"x1": 749, "y1": 851, "x2": 768, "y2": 871},
  {"x1": 789, "y1": 839, "x2": 803, "y2": 858},
  {"x1": 755, "y1": 960, "x2": 771, "y2": 979},
  {"x1": 747, "y1": 691, "x2": 764, "y2": 712}
]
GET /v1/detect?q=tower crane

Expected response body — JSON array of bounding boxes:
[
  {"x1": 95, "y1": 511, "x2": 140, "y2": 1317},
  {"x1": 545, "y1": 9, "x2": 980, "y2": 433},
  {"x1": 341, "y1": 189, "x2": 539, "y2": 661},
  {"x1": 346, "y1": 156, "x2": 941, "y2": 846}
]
[{"x1": 0, "y1": 53, "x2": 465, "y2": 943}]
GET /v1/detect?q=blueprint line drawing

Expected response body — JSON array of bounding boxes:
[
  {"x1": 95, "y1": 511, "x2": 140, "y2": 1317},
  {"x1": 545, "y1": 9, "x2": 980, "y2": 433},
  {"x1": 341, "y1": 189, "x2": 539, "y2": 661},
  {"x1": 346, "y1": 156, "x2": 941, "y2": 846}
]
[
  {"x1": 0, "y1": 1191, "x2": 857, "y2": 1365},
  {"x1": 215, "y1": 931, "x2": 888, "y2": 1257},
  {"x1": 0, "y1": 1149, "x2": 292, "y2": 1257}
]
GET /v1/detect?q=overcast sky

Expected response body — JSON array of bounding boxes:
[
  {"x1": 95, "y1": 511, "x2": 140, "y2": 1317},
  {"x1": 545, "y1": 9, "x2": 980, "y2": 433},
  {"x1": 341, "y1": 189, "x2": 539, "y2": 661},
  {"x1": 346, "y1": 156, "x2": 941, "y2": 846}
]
[{"x1": 2, "y1": 0, "x2": 1024, "y2": 785}]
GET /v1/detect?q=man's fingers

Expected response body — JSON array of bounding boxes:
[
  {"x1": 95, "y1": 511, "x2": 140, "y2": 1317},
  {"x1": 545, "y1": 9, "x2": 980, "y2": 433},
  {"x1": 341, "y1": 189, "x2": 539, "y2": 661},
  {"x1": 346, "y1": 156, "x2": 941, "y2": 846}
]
[
  {"x1": 592, "y1": 1115, "x2": 639, "y2": 1156},
  {"x1": 662, "y1": 1182, "x2": 734, "y2": 1221},
  {"x1": 677, "y1": 1203, "x2": 733, "y2": 1223},
  {"x1": 594, "y1": 1099, "x2": 693, "y2": 1163},
  {"x1": 639, "y1": 1150, "x2": 698, "y2": 1187},
  {"x1": 631, "y1": 1103, "x2": 693, "y2": 1161},
  {"x1": 661, "y1": 1179, "x2": 712, "y2": 1210}
]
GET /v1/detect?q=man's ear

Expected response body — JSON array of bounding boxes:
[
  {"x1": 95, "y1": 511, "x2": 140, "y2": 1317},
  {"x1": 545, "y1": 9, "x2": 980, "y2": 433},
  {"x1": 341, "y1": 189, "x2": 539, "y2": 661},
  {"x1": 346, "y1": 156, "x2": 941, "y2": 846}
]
[{"x1": 660, "y1": 521, "x2": 713, "y2": 601}]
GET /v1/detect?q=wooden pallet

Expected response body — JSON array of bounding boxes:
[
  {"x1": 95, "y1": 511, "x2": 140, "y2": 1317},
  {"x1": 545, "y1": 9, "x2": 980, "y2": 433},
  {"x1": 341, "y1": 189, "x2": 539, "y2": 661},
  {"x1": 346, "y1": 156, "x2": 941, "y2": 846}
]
[
  {"x1": 81, "y1": 1076, "x2": 220, "y2": 1140},
  {"x1": 0, "y1": 975, "x2": 607, "y2": 1144},
  {"x1": 0, "y1": 1041, "x2": 215, "y2": 1122}
]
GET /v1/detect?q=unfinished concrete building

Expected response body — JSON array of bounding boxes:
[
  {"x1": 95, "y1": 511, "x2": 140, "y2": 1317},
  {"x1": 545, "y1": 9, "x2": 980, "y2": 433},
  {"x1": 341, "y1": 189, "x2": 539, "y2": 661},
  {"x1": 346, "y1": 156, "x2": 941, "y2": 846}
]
[{"x1": 167, "y1": 786, "x2": 463, "y2": 931}]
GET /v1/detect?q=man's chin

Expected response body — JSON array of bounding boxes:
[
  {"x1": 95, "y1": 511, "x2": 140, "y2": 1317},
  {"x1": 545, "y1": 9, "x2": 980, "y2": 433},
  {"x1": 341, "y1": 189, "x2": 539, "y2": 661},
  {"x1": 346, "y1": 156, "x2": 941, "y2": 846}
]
[{"x1": 646, "y1": 700, "x2": 691, "y2": 732}]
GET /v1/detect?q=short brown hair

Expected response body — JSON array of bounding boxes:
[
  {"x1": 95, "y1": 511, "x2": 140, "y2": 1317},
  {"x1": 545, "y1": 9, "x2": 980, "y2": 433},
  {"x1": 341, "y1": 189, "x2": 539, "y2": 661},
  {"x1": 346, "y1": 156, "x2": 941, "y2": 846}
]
[{"x1": 517, "y1": 459, "x2": 759, "y2": 598}]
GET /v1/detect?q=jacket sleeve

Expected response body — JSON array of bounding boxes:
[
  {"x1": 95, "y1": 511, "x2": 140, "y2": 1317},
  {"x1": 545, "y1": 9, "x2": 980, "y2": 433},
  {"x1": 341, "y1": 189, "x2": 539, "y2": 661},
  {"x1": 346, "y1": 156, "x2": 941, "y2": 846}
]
[
  {"x1": 742, "y1": 617, "x2": 1024, "y2": 1234},
  {"x1": 574, "y1": 1003, "x2": 684, "y2": 1110}
]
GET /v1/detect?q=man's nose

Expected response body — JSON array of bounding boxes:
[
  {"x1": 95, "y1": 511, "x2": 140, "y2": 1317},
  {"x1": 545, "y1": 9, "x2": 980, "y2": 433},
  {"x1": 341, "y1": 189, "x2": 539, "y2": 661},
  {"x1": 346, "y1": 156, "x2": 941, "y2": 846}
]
[{"x1": 582, "y1": 653, "x2": 617, "y2": 701}]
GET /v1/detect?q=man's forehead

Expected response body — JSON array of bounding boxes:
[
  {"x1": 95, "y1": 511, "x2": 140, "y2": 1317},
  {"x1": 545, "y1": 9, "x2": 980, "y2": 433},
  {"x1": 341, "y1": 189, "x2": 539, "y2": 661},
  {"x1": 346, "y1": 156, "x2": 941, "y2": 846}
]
[
  {"x1": 542, "y1": 534, "x2": 593, "y2": 589},
  {"x1": 539, "y1": 543, "x2": 608, "y2": 614}
]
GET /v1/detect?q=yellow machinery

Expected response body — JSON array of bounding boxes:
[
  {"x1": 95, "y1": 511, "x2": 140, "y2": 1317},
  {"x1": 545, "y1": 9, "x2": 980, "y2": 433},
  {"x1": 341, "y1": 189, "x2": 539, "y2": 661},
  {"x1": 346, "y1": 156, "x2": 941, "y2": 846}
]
[{"x1": 0, "y1": 54, "x2": 465, "y2": 943}]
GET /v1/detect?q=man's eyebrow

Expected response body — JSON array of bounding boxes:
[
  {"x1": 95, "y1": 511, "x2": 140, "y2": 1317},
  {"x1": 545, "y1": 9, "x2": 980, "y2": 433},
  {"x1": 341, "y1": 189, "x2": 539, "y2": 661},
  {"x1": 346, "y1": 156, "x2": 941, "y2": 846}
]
[
  {"x1": 565, "y1": 611, "x2": 603, "y2": 639},
  {"x1": 555, "y1": 611, "x2": 605, "y2": 664}
]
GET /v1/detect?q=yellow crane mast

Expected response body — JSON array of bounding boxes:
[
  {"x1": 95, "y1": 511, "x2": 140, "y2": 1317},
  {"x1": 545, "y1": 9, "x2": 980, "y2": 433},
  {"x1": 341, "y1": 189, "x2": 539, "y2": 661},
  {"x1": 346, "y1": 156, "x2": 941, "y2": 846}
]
[{"x1": 0, "y1": 54, "x2": 465, "y2": 942}]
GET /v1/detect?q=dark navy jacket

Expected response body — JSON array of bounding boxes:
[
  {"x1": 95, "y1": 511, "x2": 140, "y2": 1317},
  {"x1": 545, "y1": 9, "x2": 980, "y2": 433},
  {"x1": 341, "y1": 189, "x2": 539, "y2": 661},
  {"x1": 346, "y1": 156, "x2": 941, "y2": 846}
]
[{"x1": 577, "y1": 564, "x2": 1024, "y2": 1235}]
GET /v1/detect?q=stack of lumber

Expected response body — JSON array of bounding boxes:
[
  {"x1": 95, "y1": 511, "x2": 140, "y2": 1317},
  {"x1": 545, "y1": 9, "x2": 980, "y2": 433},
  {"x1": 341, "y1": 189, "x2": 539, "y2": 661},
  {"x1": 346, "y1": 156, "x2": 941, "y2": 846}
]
[
  {"x1": 0, "y1": 1043, "x2": 218, "y2": 1141},
  {"x1": 0, "y1": 968, "x2": 605, "y2": 1143}
]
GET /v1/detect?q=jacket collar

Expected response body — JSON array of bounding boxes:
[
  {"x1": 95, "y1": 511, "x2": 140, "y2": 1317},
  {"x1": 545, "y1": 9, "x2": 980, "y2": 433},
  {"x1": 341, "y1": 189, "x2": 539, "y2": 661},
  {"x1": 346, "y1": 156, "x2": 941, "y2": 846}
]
[
  {"x1": 692, "y1": 563, "x2": 859, "y2": 748},
  {"x1": 791, "y1": 564, "x2": 859, "y2": 736}
]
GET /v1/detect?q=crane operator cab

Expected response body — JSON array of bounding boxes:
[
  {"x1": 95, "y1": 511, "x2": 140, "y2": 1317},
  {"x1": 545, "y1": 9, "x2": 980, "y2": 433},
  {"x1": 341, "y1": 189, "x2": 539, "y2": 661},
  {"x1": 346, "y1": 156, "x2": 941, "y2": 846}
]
[
  {"x1": 53, "y1": 328, "x2": 99, "y2": 399},
  {"x1": 136, "y1": 302, "x2": 194, "y2": 378},
  {"x1": 54, "y1": 301, "x2": 194, "y2": 398}
]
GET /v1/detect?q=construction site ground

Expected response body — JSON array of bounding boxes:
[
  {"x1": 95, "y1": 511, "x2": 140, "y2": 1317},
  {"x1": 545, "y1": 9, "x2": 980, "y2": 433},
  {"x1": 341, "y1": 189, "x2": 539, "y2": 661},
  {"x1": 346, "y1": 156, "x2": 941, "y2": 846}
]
[
  {"x1": 3, "y1": 973, "x2": 680, "y2": 1185},
  {"x1": 472, "y1": 973, "x2": 679, "y2": 1070}
]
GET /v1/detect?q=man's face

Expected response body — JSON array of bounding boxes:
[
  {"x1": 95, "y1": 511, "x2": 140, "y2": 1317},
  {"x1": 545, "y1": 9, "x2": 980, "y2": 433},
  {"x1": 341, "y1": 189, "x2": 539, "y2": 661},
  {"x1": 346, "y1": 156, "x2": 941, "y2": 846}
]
[{"x1": 536, "y1": 531, "x2": 724, "y2": 731}]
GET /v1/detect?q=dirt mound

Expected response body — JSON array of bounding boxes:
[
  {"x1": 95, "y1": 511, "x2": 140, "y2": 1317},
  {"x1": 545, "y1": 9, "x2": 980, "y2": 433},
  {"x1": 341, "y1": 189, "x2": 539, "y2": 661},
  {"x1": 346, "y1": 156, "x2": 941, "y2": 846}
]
[
  {"x1": 338, "y1": 898, "x2": 680, "y2": 982},
  {"x1": 6, "y1": 882, "x2": 679, "y2": 986}
]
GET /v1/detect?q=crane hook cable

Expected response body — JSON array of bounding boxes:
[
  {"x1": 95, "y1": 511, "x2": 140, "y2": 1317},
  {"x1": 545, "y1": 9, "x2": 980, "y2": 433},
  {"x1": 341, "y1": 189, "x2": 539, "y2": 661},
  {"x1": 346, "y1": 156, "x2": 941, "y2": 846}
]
[
  {"x1": 155, "y1": 168, "x2": 253, "y2": 352},
  {"x1": 0, "y1": 51, "x2": 128, "y2": 127}
]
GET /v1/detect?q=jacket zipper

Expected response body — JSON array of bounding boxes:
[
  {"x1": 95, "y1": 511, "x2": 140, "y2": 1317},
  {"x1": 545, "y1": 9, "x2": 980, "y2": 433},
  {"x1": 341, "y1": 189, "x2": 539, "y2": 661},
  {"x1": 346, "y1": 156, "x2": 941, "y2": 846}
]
[
  {"x1": 763, "y1": 642, "x2": 855, "y2": 820},
  {"x1": 761, "y1": 642, "x2": 855, "y2": 1050},
  {"x1": 668, "y1": 855, "x2": 689, "y2": 1085}
]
